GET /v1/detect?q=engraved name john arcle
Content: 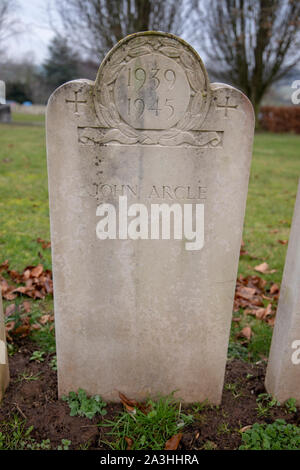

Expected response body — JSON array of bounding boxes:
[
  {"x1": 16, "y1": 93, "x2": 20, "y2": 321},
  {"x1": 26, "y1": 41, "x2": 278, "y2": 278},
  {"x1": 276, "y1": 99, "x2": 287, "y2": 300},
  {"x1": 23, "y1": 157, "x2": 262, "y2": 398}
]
[{"x1": 92, "y1": 183, "x2": 207, "y2": 201}]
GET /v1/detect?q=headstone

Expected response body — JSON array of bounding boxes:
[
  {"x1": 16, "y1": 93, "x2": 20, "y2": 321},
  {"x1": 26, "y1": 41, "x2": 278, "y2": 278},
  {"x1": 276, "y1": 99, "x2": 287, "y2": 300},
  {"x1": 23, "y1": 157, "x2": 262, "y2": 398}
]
[
  {"x1": 265, "y1": 181, "x2": 300, "y2": 404},
  {"x1": 0, "y1": 290, "x2": 9, "y2": 401},
  {"x1": 0, "y1": 80, "x2": 11, "y2": 123},
  {"x1": 47, "y1": 32, "x2": 254, "y2": 403},
  {"x1": 0, "y1": 80, "x2": 5, "y2": 104}
]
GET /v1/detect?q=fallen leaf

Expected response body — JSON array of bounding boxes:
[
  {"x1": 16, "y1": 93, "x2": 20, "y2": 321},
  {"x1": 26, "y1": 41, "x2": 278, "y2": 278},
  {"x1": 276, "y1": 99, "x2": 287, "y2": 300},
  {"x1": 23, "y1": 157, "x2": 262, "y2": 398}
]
[
  {"x1": 254, "y1": 262, "x2": 269, "y2": 273},
  {"x1": 270, "y1": 283, "x2": 279, "y2": 295},
  {"x1": 236, "y1": 286, "x2": 256, "y2": 301},
  {"x1": 238, "y1": 326, "x2": 252, "y2": 341},
  {"x1": 119, "y1": 392, "x2": 137, "y2": 413},
  {"x1": 232, "y1": 317, "x2": 241, "y2": 322},
  {"x1": 240, "y1": 425, "x2": 252, "y2": 433},
  {"x1": 267, "y1": 317, "x2": 276, "y2": 327},
  {"x1": 254, "y1": 308, "x2": 267, "y2": 320},
  {"x1": 254, "y1": 263, "x2": 277, "y2": 274},
  {"x1": 125, "y1": 436, "x2": 133, "y2": 450},
  {"x1": 278, "y1": 239, "x2": 288, "y2": 245},
  {"x1": 3, "y1": 291, "x2": 17, "y2": 301},
  {"x1": 5, "y1": 303, "x2": 16, "y2": 317},
  {"x1": 36, "y1": 238, "x2": 51, "y2": 249},
  {"x1": 118, "y1": 392, "x2": 151, "y2": 415},
  {"x1": 39, "y1": 314, "x2": 54, "y2": 325},
  {"x1": 22, "y1": 301, "x2": 31, "y2": 313},
  {"x1": 0, "y1": 260, "x2": 9, "y2": 272},
  {"x1": 31, "y1": 264, "x2": 44, "y2": 278},
  {"x1": 164, "y1": 433, "x2": 182, "y2": 450}
]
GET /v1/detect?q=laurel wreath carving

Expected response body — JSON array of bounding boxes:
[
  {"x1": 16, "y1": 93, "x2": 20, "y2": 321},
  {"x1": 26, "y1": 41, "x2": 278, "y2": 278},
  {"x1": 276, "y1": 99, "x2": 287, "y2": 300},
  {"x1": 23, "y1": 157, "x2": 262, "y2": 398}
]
[{"x1": 93, "y1": 36, "x2": 211, "y2": 146}]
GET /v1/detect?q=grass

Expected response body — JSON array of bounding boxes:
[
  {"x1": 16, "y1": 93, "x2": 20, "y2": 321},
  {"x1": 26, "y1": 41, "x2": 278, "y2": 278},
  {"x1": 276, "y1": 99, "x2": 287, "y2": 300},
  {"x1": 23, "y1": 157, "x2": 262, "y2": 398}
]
[
  {"x1": 0, "y1": 123, "x2": 299, "y2": 363},
  {"x1": 0, "y1": 415, "x2": 70, "y2": 450},
  {"x1": 239, "y1": 133, "x2": 300, "y2": 285},
  {"x1": 0, "y1": 123, "x2": 50, "y2": 270},
  {"x1": 11, "y1": 112, "x2": 45, "y2": 123},
  {"x1": 101, "y1": 395, "x2": 193, "y2": 450}
]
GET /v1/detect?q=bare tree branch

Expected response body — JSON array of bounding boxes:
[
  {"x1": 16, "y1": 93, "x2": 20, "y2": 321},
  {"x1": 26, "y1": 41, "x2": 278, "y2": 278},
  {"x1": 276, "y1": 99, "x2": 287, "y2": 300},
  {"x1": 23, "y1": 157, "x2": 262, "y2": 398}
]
[
  {"x1": 0, "y1": 0, "x2": 21, "y2": 49},
  {"x1": 53, "y1": 0, "x2": 191, "y2": 61},
  {"x1": 193, "y1": 0, "x2": 300, "y2": 118}
]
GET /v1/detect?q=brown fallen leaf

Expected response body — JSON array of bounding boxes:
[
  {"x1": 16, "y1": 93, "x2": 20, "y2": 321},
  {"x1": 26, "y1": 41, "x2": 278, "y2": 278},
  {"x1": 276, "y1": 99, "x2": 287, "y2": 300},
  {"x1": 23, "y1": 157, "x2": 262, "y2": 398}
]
[
  {"x1": 278, "y1": 239, "x2": 288, "y2": 245},
  {"x1": 254, "y1": 262, "x2": 276, "y2": 274},
  {"x1": 238, "y1": 326, "x2": 252, "y2": 341},
  {"x1": 5, "y1": 321, "x2": 15, "y2": 342},
  {"x1": 125, "y1": 436, "x2": 133, "y2": 450},
  {"x1": 39, "y1": 314, "x2": 54, "y2": 325},
  {"x1": 22, "y1": 301, "x2": 31, "y2": 313},
  {"x1": 119, "y1": 392, "x2": 151, "y2": 415},
  {"x1": 267, "y1": 317, "x2": 276, "y2": 327},
  {"x1": 31, "y1": 264, "x2": 44, "y2": 278},
  {"x1": 236, "y1": 286, "x2": 256, "y2": 301},
  {"x1": 14, "y1": 316, "x2": 31, "y2": 338},
  {"x1": 3, "y1": 291, "x2": 17, "y2": 301},
  {"x1": 254, "y1": 262, "x2": 269, "y2": 273},
  {"x1": 0, "y1": 260, "x2": 9, "y2": 272},
  {"x1": 5, "y1": 303, "x2": 16, "y2": 317},
  {"x1": 164, "y1": 433, "x2": 183, "y2": 450},
  {"x1": 240, "y1": 425, "x2": 252, "y2": 433},
  {"x1": 119, "y1": 392, "x2": 137, "y2": 413},
  {"x1": 270, "y1": 283, "x2": 279, "y2": 295},
  {"x1": 36, "y1": 238, "x2": 51, "y2": 249}
]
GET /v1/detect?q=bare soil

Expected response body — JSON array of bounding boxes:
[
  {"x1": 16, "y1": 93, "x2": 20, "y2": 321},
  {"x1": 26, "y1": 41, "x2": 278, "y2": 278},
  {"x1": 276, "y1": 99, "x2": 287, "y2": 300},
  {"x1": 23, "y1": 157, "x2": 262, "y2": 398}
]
[{"x1": 0, "y1": 339, "x2": 299, "y2": 450}]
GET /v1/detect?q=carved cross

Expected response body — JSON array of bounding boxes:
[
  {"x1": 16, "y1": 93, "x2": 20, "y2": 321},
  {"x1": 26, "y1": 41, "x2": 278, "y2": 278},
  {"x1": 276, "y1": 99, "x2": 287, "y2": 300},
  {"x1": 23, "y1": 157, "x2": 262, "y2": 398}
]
[
  {"x1": 66, "y1": 91, "x2": 87, "y2": 115},
  {"x1": 216, "y1": 96, "x2": 238, "y2": 117}
]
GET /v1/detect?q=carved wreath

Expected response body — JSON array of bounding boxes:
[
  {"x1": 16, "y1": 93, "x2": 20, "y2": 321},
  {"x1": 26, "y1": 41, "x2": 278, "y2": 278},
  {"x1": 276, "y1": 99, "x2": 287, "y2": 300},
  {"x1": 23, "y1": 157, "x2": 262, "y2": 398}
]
[{"x1": 93, "y1": 36, "x2": 212, "y2": 146}]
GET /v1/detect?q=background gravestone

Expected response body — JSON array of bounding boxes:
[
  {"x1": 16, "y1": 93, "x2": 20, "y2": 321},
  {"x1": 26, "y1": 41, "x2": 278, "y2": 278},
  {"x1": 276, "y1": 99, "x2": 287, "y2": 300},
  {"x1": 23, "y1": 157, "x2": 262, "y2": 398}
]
[
  {"x1": 47, "y1": 32, "x2": 254, "y2": 403},
  {"x1": 0, "y1": 80, "x2": 5, "y2": 104},
  {"x1": 0, "y1": 290, "x2": 9, "y2": 401},
  {"x1": 265, "y1": 181, "x2": 300, "y2": 404},
  {"x1": 0, "y1": 80, "x2": 11, "y2": 123}
]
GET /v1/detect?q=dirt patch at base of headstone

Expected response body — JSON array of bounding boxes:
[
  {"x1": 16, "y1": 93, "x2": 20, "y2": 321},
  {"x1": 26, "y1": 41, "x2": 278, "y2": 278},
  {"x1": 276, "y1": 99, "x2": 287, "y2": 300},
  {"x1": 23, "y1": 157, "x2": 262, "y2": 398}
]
[{"x1": 0, "y1": 338, "x2": 299, "y2": 450}]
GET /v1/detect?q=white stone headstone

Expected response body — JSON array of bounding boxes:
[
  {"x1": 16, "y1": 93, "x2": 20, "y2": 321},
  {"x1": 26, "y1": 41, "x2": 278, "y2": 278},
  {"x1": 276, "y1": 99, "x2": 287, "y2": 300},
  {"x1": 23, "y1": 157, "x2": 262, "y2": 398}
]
[
  {"x1": 0, "y1": 290, "x2": 9, "y2": 401},
  {"x1": 0, "y1": 80, "x2": 6, "y2": 105},
  {"x1": 46, "y1": 32, "x2": 254, "y2": 403},
  {"x1": 266, "y1": 180, "x2": 300, "y2": 404}
]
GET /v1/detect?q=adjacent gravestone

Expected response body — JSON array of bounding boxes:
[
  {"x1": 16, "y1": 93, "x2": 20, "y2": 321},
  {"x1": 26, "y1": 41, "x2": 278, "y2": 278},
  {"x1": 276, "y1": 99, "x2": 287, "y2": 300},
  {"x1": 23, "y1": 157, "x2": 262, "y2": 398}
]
[
  {"x1": 265, "y1": 181, "x2": 300, "y2": 404},
  {"x1": 0, "y1": 291, "x2": 9, "y2": 401},
  {"x1": 0, "y1": 80, "x2": 11, "y2": 123},
  {"x1": 0, "y1": 80, "x2": 5, "y2": 104},
  {"x1": 47, "y1": 32, "x2": 254, "y2": 403}
]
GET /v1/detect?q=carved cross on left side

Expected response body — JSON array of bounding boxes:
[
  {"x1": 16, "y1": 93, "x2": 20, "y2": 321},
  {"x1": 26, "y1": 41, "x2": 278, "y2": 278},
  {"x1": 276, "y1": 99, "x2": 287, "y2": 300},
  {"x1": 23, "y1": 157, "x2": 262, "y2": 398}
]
[{"x1": 66, "y1": 91, "x2": 87, "y2": 116}]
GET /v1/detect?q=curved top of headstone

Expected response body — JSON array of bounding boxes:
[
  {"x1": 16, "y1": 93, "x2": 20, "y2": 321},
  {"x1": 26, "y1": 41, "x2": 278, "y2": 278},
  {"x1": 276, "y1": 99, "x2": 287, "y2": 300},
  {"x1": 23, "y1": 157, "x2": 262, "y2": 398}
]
[{"x1": 94, "y1": 31, "x2": 212, "y2": 140}]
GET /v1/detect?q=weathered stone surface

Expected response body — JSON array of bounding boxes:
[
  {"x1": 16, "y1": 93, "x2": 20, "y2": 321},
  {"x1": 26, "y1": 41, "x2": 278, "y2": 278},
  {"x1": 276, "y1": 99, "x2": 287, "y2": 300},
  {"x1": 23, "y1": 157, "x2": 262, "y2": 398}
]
[
  {"x1": 0, "y1": 80, "x2": 5, "y2": 104},
  {"x1": 0, "y1": 80, "x2": 11, "y2": 123},
  {"x1": 266, "y1": 181, "x2": 300, "y2": 404},
  {"x1": 0, "y1": 104, "x2": 11, "y2": 123},
  {"x1": 47, "y1": 32, "x2": 254, "y2": 403},
  {"x1": 0, "y1": 290, "x2": 9, "y2": 401}
]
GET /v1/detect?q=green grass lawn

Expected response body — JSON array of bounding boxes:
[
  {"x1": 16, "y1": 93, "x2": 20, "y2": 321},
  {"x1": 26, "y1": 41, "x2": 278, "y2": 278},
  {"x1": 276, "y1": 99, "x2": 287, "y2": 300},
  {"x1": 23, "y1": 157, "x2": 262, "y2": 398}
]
[
  {"x1": 11, "y1": 112, "x2": 45, "y2": 124},
  {"x1": 239, "y1": 133, "x2": 300, "y2": 285},
  {"x1": 0, "y1": 123, "x2": 50, "y2": 270},
  {"x1": 0, "y1": 122, "x2": 299, "y2": 361}
]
